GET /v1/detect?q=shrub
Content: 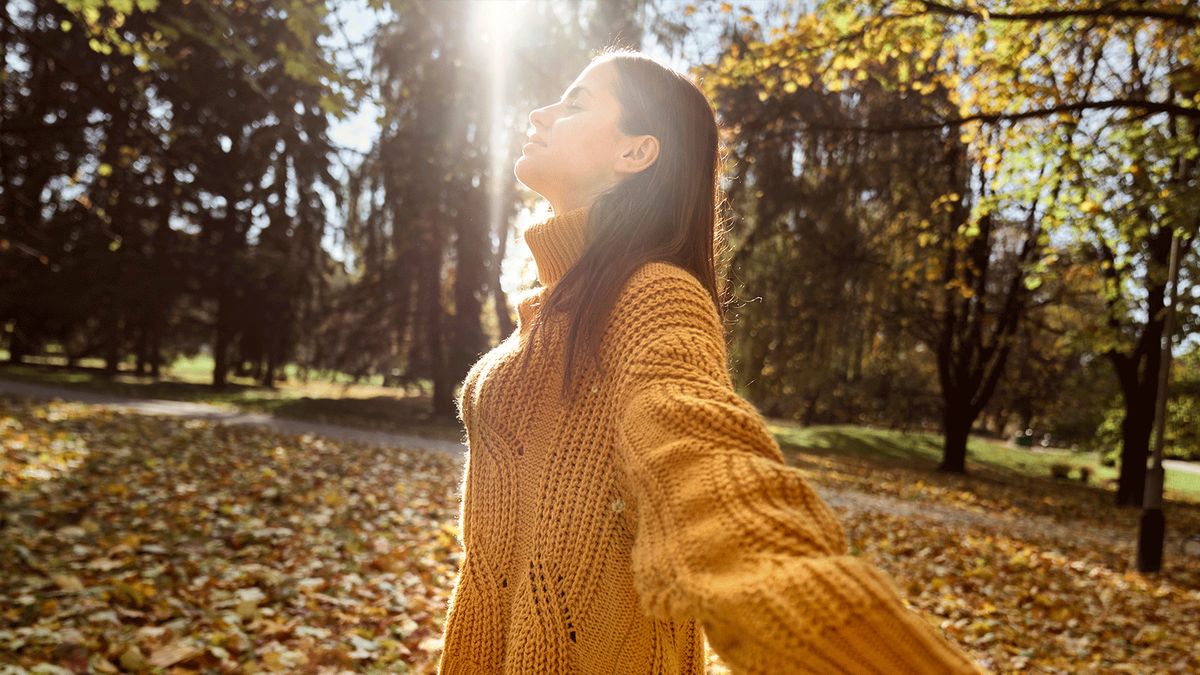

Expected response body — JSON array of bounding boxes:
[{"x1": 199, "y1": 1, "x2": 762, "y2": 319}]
[
  {"x1": 1085, "y1": 394, "x2": 1200, "y2": 463},
  {"x1": 1077, "y1": 466, "x2": 1092, "y2": 484},
  {"x1": 1050, "y1": 463, "x2": 1072, "y2": 479}
]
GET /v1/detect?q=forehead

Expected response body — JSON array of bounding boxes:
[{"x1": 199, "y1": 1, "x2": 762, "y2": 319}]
[{"x1": 565, "y1": 61, "x2": 617, "y2": 99}]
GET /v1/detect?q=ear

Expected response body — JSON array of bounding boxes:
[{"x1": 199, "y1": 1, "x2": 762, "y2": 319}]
[{"x1": 614, "y1": 134, "x2": 659, "y2": 176}]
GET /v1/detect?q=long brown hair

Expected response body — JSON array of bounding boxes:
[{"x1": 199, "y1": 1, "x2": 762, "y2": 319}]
[{"x1": 519, "y1": 46, "x2": 732, "y2": 403}]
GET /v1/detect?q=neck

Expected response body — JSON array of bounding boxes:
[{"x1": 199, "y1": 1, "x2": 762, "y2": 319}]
[{"x1": 524, "y1": 204, "x2": 590, "y2": 286}]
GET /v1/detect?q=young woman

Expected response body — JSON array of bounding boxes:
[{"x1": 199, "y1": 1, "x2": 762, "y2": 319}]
[{"x1": 436, "y1": 48, "x2": 987, "y2": 675}]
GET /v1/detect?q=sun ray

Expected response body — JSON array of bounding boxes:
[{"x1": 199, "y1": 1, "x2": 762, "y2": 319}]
[{"x1": 469, "y1": 1, "x2": 529, "y2": 294}]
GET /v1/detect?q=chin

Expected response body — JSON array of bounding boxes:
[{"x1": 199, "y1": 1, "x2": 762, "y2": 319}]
[{"x1": 513, "y1": 157, "x2": 546, "y2": 195}]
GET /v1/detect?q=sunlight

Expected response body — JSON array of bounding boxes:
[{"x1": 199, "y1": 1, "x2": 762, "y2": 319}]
[
  {"x1": 470, "y1": 0, "x2": 530, "y2": 294},
  {"x1": 471, "y1": 0, "x2": 525, "y2": 48}
]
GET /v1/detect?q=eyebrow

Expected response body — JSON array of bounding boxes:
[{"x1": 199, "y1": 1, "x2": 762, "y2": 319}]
[{"x1": 562, "y1": 85, "x2": 591, "y2": 101}]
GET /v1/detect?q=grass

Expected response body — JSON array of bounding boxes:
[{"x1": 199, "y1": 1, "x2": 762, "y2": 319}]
[
  {"x1": 768, "y1": 421, "x2": 1200, "y2": 504},
  {"x1": 0, "y1": 352, "x2": 465, "y2": 443}
]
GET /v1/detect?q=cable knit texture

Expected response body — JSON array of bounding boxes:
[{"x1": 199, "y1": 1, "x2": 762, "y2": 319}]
[{"x1": 436, "y1": 204, "x2": 988, "y2": 674}]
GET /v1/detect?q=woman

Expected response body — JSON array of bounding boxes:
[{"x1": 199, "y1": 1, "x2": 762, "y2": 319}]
[{"x1": 436, "y1": 48, "x2": 987, "y2": 675}]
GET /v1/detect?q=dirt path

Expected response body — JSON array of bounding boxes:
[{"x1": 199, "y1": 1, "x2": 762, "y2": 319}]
[
  {"x1": 816, "y1": 485, "x2": 1134, "y2": 551},
  {"x1": 0, "y1": 376, "x2": 1141, "y2": 551},
  {"x1": 0, "y1": 377, "x2": 467, "y2": 457},
  {"x1": 1164, "y1": 459, "x2": 1200, "y2": 476}
]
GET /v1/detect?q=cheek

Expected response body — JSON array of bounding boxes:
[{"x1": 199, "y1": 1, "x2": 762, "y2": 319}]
[
  {"x1": 516, "y1": 118, "x2": 616, "y2": 190},
  {"x1": 560, "y1": 122, "x2": 616, "y2": 172}
]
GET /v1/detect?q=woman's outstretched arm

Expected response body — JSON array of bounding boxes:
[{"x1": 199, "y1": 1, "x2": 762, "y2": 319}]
[{"x1": 609, "y1": 264, "x2": 987, "y2": 675}]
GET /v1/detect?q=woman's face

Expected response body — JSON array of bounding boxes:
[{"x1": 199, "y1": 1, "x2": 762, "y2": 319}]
[{"x1": 514, "y1": 60, "x2": 656, "y2": 214}]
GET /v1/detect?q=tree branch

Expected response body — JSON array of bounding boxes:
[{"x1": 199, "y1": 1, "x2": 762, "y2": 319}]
[
  {"x1": 799, "y1": 98, "x2": 1200, "y2": 134},
  {"x1": 919, "y1": 1, "x2": 1199, "y2": 27}
]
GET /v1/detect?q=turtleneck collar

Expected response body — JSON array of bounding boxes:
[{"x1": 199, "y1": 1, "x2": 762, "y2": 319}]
[{"x1": 523, "y1": 204, "x2": 590, "y2": 287}]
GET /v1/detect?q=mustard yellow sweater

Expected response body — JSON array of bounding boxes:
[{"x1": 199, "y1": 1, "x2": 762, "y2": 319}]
[{"x1": 436, "y1": 205, "x2": 987, "y2": 674}]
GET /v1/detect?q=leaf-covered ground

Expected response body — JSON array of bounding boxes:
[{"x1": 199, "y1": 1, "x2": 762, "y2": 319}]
[
  {"x1": 1, "y1": 396, "x2": 459, "y2": 674},
  {"x1": 2, "y1": 394, "x2": 1198, "y2": 673},
  {"x1": 785, "y1": 451, "x2": 1200, "y2": 674}
]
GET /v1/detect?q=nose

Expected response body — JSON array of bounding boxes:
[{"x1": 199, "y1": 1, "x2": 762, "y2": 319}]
[{"x1": 528, "y1": 103, "x2": 553, "y2": 134}]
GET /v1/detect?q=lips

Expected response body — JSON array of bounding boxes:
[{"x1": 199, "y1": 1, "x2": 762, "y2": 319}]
[{"x1": 521, "y1": 137, "x2": 546, "y2": 155}]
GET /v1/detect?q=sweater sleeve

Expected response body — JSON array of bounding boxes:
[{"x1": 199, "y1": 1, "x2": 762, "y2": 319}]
[{"x1": 610, "y1": 267, "x2": 987, "y2": 675}]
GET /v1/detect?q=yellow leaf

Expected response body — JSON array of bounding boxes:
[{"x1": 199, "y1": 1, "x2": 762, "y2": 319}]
[
  {"x1": 120, "y1": 646, "x2": 148, "y2": 671},
  {"x1": 148, "y1": 639, "x2": 204, "y2": 669},
  {"x1": 52, "y1": 574, "x2": 84, "y2": 592}
]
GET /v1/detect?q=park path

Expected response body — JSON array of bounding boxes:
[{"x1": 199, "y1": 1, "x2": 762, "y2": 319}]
[
  {"x1": 0, "y1": 377, "x2": 468, "y2": 457},
  {"x1": 0, "y1": 377, "x2": 1179, "y2": 551}
]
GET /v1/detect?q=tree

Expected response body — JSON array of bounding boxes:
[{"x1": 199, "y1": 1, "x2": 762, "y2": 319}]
[
  {"x1": 699, "y1": 0, "x2": 1199, "y2": 489},
  {"x1": 700, "y1": 5, "x2": 1069, "y2": 473}
]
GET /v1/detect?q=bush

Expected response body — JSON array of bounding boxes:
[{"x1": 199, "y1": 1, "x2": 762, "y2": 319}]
[
  {"x1": 1101, "y1": 449, "x2": 1117, "y2": 467},
  {"x1": 1050, "y1": 463, "x2": 1073, "y2": 479},
  {"x1": 1077, "y1": 466, "x2": 1092, "y2": 484},
  {"x1": 1085, "y1": 388, "x2": 1200, "y2": 463}
]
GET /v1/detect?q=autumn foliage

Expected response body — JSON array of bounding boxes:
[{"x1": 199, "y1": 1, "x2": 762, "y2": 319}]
[{"x1": 3, "y1": 395, "x2": 1199, "y2": 673}]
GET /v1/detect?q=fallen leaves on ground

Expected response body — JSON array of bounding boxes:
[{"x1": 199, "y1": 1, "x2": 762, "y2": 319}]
[
  {"x1": 1, "y1": 395, "x2": 459, "y2": 673},
  {"x1": 2, "y1": 394, "x2": 1199, "y2": 674},
  {"x1": 783, "y1": 448, "x2": 1200, "y2": 674}
]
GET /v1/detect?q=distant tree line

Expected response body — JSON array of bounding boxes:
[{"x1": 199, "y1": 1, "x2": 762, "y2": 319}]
[
  {"x1": 2, "y1": 0, "x2": 1197, "y2": 504},
  {"x1": 1, "y1": 0, "x2": 652, "y2": 417}
]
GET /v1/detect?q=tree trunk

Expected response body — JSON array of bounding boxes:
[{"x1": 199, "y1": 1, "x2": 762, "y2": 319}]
[
  {"x1": 6, "y1": 318, "x2": 26, "y2": 363},
  {"x1": 1110, "y1": 342, "x2": 1160, "y2": 507},
  {"x1": 451, "y1": 208, "x2": 488, "y2": 382},
  {"x1": 213, "y1": 295, "x2": 230, "y2": 388},
  {"x1": 1103, "y1": 227, "x2": 1175, "y2": 507},
  {"x1": 939, "y1": 403, "x2": 971, "y2": 474},
  {"x1": 149, "y1": 327, "x2": 161, "y2": 379},
  {"x1": 102, "y1": 307, "x2": 121, "y2": 377},
  {"x1": 1115, "y1": 403, "x2": 1154, "y2": 507},
  {"x1": 422, "y1": 227, "x2": 455, "y2": 420},
  {"x1": 135, "y1": 324, "x2": 148, "y2": 375},
  {"x1": 263, "y1": 352, "x2": 277, "y2": 389}
]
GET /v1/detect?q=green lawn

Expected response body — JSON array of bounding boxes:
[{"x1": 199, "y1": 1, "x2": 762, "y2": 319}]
[
  {"x1": 0, "y1": 352, "x2": 465, "y2": 443},
  {"x1": 768, "y1": 421, "x2": 1200, "y2": 503}
]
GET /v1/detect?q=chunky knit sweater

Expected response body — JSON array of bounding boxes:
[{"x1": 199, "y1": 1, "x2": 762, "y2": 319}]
[{"x1": 436, "y1": 205, "x2": 987, "y2": 674}]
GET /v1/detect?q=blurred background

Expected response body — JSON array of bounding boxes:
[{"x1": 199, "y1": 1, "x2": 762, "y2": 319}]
[{"x1": 2, "y1": 0, "x2": 1198, "y2": 506}]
